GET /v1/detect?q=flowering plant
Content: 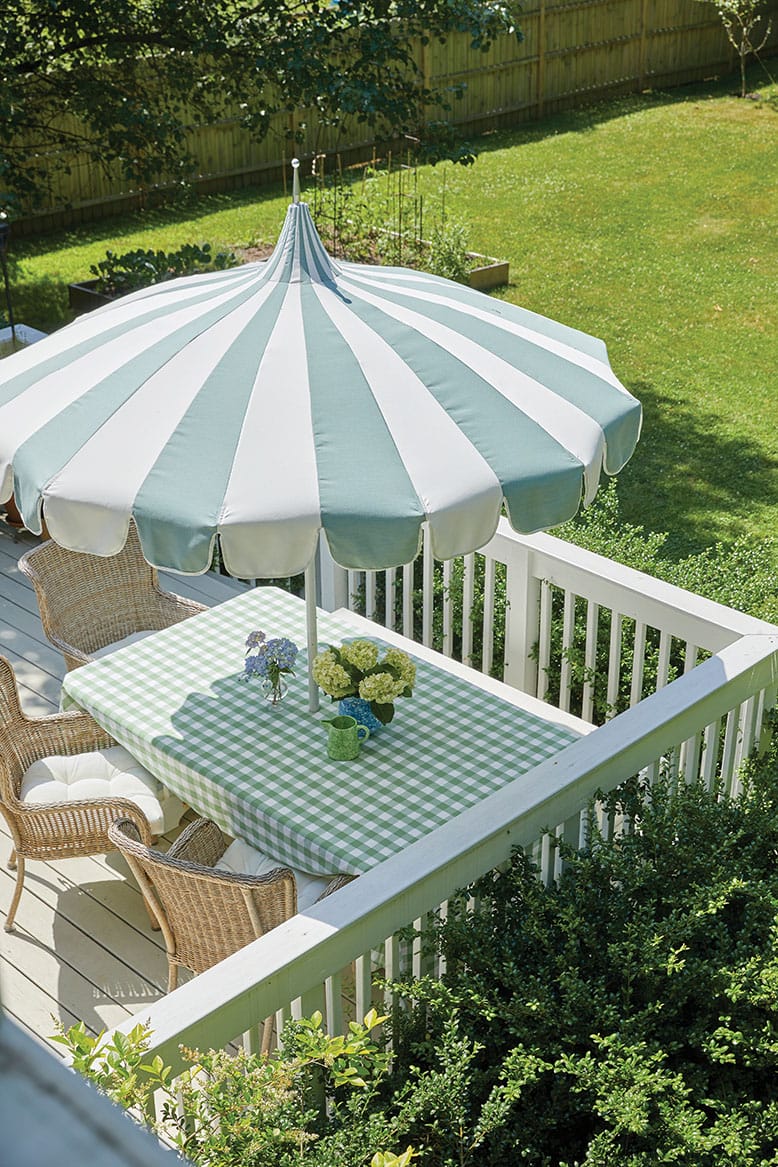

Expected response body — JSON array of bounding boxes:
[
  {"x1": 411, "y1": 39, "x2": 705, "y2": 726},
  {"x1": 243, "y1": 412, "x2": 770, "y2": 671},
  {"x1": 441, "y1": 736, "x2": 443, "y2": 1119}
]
[
  {"x1": 241, "y1": 630, "x2": 298, "y2": 705},
  {"x1": 311, "y1": 639, "x2": 415, "y2": 725}
]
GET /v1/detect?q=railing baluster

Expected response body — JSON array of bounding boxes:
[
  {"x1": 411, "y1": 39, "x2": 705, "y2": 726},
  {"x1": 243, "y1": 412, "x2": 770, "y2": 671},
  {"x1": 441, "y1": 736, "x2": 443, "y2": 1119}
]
[
  {"x1": 402, "y1": 561, "x2": 414, "y2": 638},
  {"x1": 678, "y1": 643, "x2": 700, "y2": 781},
  {"x1": 385, "y1": 568, "x2": 396, "y2": 630},
  {"x1": 559, "y1": 590, "x2": 575, "y2": 712},
  {"x1": 539, "y1": 832, "x2": 555, "y2": 887},
  {"x1": 630, "y1": 621, "x2": 647, "y2": 707},
  {"x1": 442, "y1": 558, "x2": 454, "y2": 657},
  {"x1": 737, "y1": 696, "x2": 757, "y2": 774},
  {"x1": 720, "y1": 706, "x2": 740, "y2": 795},
  {"x1": 325, "y1": 972, "x2": 345, "y2": 1035},
  {"x1": 355, "y1": 954, "x2": 372, "y2": 1021},
  {"x1": 537, "y1": 581, "x2": 553, "y2": 701},
  {"x1": 462, "y1": 553, "x2": 475, "y2": 666},
  {"x1": 657, "y1": 629, "x2": 672, "y2": 689},
  {"x1": 701, "y1": 719, "x2": 720, "y2": 790},
  {"x1": 365, "y1": 571, "x2": 377, "y2": 621},
  {"x1": 481, "y1": 554, "x2": 496, "y2": 677},
  {"x1": 422, "y1": 526, "x2": 434, "y2": 648},
  {"x1": 581, "y1": 599, "x2": 599, "y2": 723},
  {"x1": 605, "y1": 610, "x2": 622, "y2": 720},
  {"x1": 347, "y1": 569, "x2": 360, "y2": 613}
]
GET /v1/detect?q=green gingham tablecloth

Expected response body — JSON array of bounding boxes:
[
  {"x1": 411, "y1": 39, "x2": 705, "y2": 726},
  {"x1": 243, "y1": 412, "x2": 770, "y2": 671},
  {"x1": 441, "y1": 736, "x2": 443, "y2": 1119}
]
[{"x1": 61, "y1": 586, "x2": 581, "y2": 876}]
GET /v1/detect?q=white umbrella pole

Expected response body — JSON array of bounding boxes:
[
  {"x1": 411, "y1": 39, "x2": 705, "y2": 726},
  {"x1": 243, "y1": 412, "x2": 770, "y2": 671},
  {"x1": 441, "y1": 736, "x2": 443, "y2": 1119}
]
[{"x1": 305, "y1": 555, "x2": 320, "y2": 713}]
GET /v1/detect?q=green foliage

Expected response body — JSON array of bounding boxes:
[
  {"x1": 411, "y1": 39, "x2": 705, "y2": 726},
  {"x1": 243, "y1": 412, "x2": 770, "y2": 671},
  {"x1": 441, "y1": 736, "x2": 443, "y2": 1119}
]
[
  {"x1": 51, "y1": 1020, "x2": 171, "y2": 1110},
  {"x1": 425, "y1": 222, "x2": 472, "y2": 283},
  {"x1": 310, "y1": 157, "x2": 474, "y2": 282},
  {"x1": 533, "y1": 481, "x2": 778, "y2": 722},
  {"x1": 56, "y1": 1007, "x2": 416, "y2": 1166},
  {"x1": 0, "y1": 0, "x2": 520, "y2": 217},
  {"x1": 88, "y1": 241, "x2": 237, "y2": 296},
  {"x1": 390, "y1": 731, "x2": 778, "y2": 1164},
  {"x1": 555, "y1": 481, "x2": 778, "y2": 623}
]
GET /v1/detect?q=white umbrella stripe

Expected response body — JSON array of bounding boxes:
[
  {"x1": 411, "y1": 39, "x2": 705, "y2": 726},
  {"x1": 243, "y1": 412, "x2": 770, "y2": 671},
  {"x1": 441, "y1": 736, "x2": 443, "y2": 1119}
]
[
  {"x1": 0, "y1": 273, "x2": 279, "y2": 507},
  {"x1": 332, "y1": 274, "x2": 606, "y2": 503},
  {"x1": 37, "y1": 278, "x2": 288, "y2": 557},
  {"x1": 219, "y1": 280, "x2": 322, "y2": 579},
  {"x1": 341, "y1": 268, "x2": 626, "y2": 395},
  {"x1": 0, "y1": 264, "x2": 264, "y2": 395},
  {"x1": 309, "y1": 278, "x2": 503, "y2": 562}
]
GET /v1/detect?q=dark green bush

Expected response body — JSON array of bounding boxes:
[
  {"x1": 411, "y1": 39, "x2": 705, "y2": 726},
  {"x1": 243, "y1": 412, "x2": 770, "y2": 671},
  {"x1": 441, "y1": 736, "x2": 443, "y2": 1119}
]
[
  {"x1": 389, "y1": 728, "x2": 778, "y2": 1165},
  {"x1": 89, "y1": 241, "x2": 237, "y2": 296}
]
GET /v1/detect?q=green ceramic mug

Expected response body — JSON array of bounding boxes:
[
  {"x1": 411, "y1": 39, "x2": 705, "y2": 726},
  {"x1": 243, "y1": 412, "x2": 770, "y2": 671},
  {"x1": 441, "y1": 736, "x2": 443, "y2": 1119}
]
[{"x1": 323, "y1": 714, "x2": 370, "y2": 760}]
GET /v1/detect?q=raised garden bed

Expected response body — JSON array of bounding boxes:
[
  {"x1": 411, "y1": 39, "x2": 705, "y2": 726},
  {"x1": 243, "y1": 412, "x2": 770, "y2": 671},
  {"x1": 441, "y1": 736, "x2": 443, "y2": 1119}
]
[
  {"x1": 67, "y1": 279, "x2": 114, "y2": 315},
  {"x1": 465, "y1": 252, "x2": 509, "y2": 291}
]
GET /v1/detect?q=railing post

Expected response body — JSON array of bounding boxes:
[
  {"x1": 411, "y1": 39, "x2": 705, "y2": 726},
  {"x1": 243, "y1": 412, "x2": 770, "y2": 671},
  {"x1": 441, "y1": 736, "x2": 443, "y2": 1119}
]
[{"x1": 502, "y1": 540, "x2": 540, "y2": 694}]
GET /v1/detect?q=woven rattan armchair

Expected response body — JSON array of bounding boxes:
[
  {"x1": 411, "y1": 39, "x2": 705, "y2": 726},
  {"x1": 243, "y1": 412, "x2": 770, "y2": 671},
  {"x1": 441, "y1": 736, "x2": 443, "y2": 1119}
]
[
  {"x1": 18, "y1": 522, "x2": 206, "y2": 671},
  {"x1": 108, "y1": 817, "x2": 353, "y2": 994},
  {"x1": 0, "y1": 656, "x2": 155, "y2": 932}
]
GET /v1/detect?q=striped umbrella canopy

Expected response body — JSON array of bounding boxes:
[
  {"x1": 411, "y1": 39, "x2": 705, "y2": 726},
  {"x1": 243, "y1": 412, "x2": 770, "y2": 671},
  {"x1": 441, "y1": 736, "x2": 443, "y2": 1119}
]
[{"x1": 0, "y1": 175, "x2": 641, "y2": 583}]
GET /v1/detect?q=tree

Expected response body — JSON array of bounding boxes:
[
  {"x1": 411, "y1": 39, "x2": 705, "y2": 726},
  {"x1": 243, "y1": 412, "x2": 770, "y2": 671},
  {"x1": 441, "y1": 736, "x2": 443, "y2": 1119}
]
[
  {"x1": 696, "y1": 0, "x2": 773, "y2": 97},
  {"x1": 0, "y1": 0, "x2": 520, "y2": 218}
]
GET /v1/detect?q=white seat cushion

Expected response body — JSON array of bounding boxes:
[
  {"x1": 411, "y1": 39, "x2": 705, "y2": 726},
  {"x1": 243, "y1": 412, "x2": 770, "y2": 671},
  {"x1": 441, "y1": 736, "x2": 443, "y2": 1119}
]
[
  {"x1": 215, "y1": 837, "x2": 333, "y2": 912},
  {"x1": 20, "y1": 745, "x2": 185, "y2": 836},
  {"x1": 92, "y1": 631, "x2": 155, "y2": 659}
]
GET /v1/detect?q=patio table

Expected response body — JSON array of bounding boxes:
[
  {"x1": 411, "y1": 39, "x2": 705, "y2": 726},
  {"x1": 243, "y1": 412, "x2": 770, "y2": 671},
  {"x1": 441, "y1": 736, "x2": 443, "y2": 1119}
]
[{"x1": 61, "y1": 586, "x2": 590, "y2": 877}]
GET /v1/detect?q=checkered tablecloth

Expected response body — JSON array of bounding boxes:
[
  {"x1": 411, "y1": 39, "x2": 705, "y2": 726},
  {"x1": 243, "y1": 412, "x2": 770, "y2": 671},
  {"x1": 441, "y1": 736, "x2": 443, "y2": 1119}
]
[{"x1": 61, "y1": 586, "x2": 581, "y2": 876}]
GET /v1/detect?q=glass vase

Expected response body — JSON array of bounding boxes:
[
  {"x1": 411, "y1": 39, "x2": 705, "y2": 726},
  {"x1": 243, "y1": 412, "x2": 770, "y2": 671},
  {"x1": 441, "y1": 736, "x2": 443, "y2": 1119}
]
[{"x1": 261, "y1": 677, "x2": 289, "y2": 706}]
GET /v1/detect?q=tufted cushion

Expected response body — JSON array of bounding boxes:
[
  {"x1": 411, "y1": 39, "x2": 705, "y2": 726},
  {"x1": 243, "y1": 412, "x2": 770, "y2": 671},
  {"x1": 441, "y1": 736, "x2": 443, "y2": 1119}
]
[
  {"x1": 216, "y1": 838, "x2": 333, "y2": 912},
  {"x1": 20, "y1": 745, "x2": 185, "y2": 836},
  {"x1": 92, "y1": 631, "x2": 154, "y2": 659}
]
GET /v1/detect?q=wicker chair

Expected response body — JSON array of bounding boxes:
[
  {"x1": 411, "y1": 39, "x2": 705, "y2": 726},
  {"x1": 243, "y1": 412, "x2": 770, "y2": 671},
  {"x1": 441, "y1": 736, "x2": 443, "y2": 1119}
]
[
  {"x1": 18, "y1": 522, "x2": 206, "y2": 671},
  {"x1": 0, "y1": 655, "x2": 165, "y2": 932},
  {"x1": 108, "y1": 817, "x2": 354, "y2": 994}
]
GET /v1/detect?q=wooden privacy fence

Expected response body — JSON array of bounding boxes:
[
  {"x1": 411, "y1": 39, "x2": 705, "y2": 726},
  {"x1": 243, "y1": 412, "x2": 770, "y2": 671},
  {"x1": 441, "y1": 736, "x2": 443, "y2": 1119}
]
[{"x1": 13, "y1": 0, "x2": 778, "y2": 234}]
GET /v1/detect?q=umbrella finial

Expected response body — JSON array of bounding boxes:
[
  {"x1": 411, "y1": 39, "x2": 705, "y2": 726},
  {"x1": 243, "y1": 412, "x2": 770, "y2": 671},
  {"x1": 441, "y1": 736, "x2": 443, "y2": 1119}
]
[{"x1": 291, "y1": 158, "x2": 301, "y2": 205}]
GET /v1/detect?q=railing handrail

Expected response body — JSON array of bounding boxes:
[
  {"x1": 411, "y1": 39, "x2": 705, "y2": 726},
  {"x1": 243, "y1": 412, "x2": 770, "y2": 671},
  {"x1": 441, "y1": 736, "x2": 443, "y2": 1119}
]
[
  {"x1": 484, "y1": 519, "x2": 775, "y2": 647},
  {"x1": 124, "y1": 632, "x2": 778, "y2": 1073}
]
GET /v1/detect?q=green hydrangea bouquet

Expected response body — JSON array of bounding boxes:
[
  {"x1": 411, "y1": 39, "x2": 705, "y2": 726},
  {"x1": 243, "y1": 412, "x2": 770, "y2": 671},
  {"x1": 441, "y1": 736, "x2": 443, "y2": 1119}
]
[{"x1": 311, "y1": 639, "x2": 416, "y2": 725}]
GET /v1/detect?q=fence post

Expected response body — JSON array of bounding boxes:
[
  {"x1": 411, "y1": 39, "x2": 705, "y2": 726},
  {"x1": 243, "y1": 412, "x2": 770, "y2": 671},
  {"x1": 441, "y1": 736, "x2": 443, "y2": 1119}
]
[
  {"x1": 638, "y1": 0, "x2": 648, "y2": 87},
  {"x1": 502, "y1": 540, "x2": 540, "y2": 694},
  {"x1": 537, "y1": 0, "x2": 546, "y2": 118}
]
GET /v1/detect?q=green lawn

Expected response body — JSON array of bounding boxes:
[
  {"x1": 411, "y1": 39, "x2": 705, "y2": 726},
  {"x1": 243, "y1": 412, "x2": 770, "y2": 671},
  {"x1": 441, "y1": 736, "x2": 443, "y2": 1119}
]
[{"x1": 8, "y1": 69, "x2": 778, "y2": 561}]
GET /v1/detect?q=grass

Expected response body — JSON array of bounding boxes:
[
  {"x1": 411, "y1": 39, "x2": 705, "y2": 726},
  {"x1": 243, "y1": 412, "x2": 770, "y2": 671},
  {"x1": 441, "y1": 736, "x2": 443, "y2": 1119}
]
[{"x1": 6, "y1": 66, "x2": 778, "y2": 562}]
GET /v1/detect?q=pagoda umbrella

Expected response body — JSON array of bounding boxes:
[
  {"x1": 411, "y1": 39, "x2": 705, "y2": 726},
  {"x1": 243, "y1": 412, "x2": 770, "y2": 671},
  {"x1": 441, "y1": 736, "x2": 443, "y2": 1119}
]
[{"x1": 0, "y1": 164, "x2": 641, "y2": 710}]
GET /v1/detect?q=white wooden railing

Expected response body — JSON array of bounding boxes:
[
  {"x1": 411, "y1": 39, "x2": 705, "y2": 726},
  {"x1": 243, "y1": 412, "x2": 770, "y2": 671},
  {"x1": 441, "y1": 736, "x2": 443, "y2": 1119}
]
[{"x1": 114, "y1": 524, "x2": 778, "y2": 1076}]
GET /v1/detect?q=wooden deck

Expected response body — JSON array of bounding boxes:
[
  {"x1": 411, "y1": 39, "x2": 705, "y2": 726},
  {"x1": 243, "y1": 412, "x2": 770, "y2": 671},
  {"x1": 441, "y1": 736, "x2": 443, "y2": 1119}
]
[{"x1": 0, "y1": 521, "x2": 247, "y2": 1055}]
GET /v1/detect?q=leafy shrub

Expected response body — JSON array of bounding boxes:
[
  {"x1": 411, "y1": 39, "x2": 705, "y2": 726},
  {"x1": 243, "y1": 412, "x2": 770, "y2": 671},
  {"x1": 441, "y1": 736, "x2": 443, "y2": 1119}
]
[
  {"x1": 89, "y1": 241, "x2": 237, "y2": 296},
  {"x1": 535, "y1": 483, "x2": 778, "y2": 721},
  {"x1": 425, "y1": 223, "x2": 472, "y2": 283},
  {"x1": 390, "y1": 730, "x2": 778, "y2": 1165},
  {"x1": 555, "y1": 481, "x2": 778, "y2": 624},
  {"x1": 55, "y1": 1008, "x2": 419, "y2": 1167}
]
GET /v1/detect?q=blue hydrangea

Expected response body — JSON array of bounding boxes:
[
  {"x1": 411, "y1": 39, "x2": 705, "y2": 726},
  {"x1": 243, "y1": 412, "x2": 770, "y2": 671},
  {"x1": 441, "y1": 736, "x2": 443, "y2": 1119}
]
[{"x1": 241, "y1": 632, "x2": 298, "y2": 682}]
